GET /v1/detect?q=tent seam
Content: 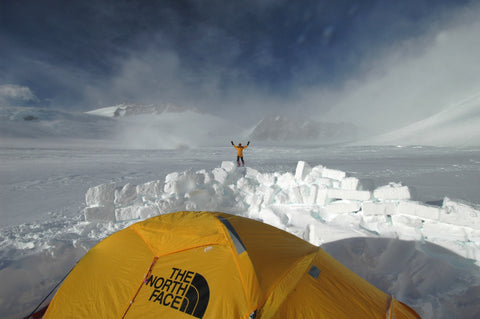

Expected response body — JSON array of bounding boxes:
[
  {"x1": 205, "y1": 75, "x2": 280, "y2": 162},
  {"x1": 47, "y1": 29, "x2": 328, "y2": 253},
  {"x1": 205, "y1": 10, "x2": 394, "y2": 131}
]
[
  {"x1": 257, "y1": 248, "x2": 319, "y2": 314},
  {"x1": 216, "y1": 217, "x2": 257, "y2": 315}
]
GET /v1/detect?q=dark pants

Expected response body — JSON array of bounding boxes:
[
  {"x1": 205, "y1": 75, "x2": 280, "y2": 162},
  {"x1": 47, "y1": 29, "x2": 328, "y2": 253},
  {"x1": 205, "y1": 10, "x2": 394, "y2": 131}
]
[{"x1": 237, "y1": 156, "x2": 245, "y2": 166}]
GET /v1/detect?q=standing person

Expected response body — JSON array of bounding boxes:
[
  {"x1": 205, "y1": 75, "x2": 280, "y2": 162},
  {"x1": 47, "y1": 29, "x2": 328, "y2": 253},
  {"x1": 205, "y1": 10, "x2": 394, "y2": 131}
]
[{"x1": 231, "y1": 140, "x2": 250, "y2": 167}]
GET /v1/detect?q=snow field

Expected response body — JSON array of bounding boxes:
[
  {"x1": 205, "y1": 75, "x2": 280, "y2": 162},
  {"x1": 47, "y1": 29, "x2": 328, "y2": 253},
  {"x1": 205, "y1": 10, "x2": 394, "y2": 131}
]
[{"x1": 84, "y1": 160, "x2": 480, "y2": 264}]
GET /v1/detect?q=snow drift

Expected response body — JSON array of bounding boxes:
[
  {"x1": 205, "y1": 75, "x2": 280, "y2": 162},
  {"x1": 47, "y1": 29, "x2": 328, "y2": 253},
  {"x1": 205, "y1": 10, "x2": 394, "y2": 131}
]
[
  {"x1": 249, "y1": 114, "x2": 359, "y2": 144},
  {"x1": 362, "y1": 92, "x2": 480, "y2": 146}
]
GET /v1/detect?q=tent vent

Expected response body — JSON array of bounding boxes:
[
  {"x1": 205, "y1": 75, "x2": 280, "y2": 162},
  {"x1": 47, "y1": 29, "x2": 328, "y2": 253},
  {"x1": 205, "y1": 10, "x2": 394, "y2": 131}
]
[
  {"x1": 309, "y1": 265, "x2": 321, "y2": 279},
  {"x1": 218, "y1": 216, "x2": 246, "y2": 255}
]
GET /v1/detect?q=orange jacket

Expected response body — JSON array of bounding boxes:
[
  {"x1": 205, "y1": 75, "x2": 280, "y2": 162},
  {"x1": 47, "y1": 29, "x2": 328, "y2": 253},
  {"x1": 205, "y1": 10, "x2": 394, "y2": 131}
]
[{"x1": 233, "y1": 144, "x2": 248, "y2": 157}]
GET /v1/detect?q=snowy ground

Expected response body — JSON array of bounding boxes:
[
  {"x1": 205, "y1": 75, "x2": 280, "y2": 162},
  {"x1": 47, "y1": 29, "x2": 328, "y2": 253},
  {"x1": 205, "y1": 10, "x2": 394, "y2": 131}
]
[{"x1": 1, "y1": 144, "x2": 480, "y2": 319}]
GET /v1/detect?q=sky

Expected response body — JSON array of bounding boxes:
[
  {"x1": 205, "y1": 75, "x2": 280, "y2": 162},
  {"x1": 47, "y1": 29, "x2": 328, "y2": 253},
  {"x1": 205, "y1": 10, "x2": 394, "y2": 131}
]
[{"x1": 1, "y1": 0, "x2": 480, "y2": 132}]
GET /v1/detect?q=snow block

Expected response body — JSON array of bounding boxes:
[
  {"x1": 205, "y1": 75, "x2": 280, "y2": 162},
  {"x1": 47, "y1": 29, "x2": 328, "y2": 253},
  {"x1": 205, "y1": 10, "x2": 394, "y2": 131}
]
[
  {"x1": 245, "y1": 167, "x2": 260, "y2": 180},
  {"x1": 397, "y1": 201, "x2": 440, "y2": 221},
  {"x1": 137, "y1": 180, "x2": 163, "y2": 198},
  {"x1": 237, "y1": 177, "x2": 257, "y2": 194},
  {"x1": 275, "y1": 190, "x2": 290, "y2": 205},
  {"x1": 114, "y1": 183, "x2": 137, "y2": 206},
  {"x1": 193, "y1": 170, "x2": 208, "y2": 185},
  {"x1": 185, "y1": 189, "x2": 217, "y2": 210},
  {"x1": 360, "y1": 215, "x2": 391, "y2": 235},
  {"x1": 115, "y1": 206, "x2": 140, "y2": 221},
  {"x1": 391, "y1": 214, "x2": 423, "y2": 229},
  {"x1": 164, "y1": 171, "x2": 196, "y2": 195},
  {"x1": 327, "y1": 189, "x2": 371, "y2": 202},
  {"x1": 341, "y1": 177, "x2": 359, "y2": 190},
  {"x1": 212, "y1": 167, "x2": 228, "y2": 184},
  {"x1": 373, "y1": 183, "x2": 411, "y2": 200},
  {"x1": 441, "y1": 197, "x2": 480, "y2": 229},
  {"x1": 290, "y1": 186, "x2": 304, "y2": 204},
  {"x1": 315, "y1": 187, "x2": 328, "y2": 206},
  {"x1": 115, "y1": 205, "x2": 158, "y2": 222},
  {"x1": 221, "y1": 161, "x2": 236, "y2": 172},
  {"x1": 295, "y1": 161, "x2": 312, "y2": 181},
  {"x1": 85, "y1": 182, "x2": 116, "y2": 207},
  {"x1": 310, "y1": 165, "x2": 324, "y2": 178},
  {"x1": 276, "y1": 172, "x2": 296, "y2": 189},
  {"x1": 84, "y1": 204, "x2": 115, "y2": 222},
  {"x1": 302, "y1": 184, "x2": 317, "y2": 205},
  {"x1": 156, "y1": 197, "x2": 184, "y2": 214},
  {"x1": 362, "y1": 201, "x2": 397, "y2": 216},
  {"x1": 422, "y1": 221, "x2": 468, "y2": 242},
  {"x1": 323, "y1": 200, "x2": 361, "y2": 214},
  {"x1": 322, "y1": 168, "x2": 346, "y2": 181},
  {"x1": 257, "y1": 173, "x2": 276, "y2": 187},
  {"x1": 256, "y1": 185, "x2": 276, "y2": 206}
]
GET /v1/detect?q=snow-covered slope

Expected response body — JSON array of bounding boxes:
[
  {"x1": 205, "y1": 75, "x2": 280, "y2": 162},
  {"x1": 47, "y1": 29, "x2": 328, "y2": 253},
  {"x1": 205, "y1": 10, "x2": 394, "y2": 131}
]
[
  {"x1": 250, "y1": 114, "x2": 359, "y2": 144},
  {"x1": 86, "y1": 102, "x2": 198, "y2": 118},
  {"x1": 86, "y1": 103, "x2": 245, "y2": 149},
  {"x1": 362, "y1": 93, "x2": 480, "y2": 146},
  {"x1": 0, "y1": 106, "x2": 116, "y2": 140},
  {"x1": 0, "y1": 105, "x2": 247, "y2": 149}
]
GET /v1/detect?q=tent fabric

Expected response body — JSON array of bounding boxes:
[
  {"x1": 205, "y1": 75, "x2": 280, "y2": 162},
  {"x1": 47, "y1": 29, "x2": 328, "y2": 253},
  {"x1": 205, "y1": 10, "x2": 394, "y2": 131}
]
[{"x1": 43, "y1": 211, "x2": 421, "y2": 319}]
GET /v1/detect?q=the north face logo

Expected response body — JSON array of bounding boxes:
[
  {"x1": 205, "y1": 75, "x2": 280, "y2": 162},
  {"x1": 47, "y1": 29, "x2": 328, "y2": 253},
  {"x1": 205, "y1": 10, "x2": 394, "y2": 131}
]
[{"x1": 145, "y1": 267, "x2": 210, "y2": 318}]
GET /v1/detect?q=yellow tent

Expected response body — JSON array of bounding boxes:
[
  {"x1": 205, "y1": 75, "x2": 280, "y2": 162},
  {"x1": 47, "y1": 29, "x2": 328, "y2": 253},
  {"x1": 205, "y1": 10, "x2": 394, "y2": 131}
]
[{"x1": 44, "y1": 211, "x2": 421, "y2": 318}]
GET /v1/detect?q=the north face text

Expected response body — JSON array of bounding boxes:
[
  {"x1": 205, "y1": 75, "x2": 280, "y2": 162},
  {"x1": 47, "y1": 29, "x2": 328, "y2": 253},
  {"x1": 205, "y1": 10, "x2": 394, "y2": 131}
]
[{"x1": 145, "y1": 267, "x2": 210, "y2": 318}]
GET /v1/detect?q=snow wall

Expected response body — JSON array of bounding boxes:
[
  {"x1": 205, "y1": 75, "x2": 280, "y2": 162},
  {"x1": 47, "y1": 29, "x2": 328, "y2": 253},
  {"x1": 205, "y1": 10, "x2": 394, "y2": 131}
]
[{"x1": 84, "y1": 160, "x2": 480, "y2": 264}]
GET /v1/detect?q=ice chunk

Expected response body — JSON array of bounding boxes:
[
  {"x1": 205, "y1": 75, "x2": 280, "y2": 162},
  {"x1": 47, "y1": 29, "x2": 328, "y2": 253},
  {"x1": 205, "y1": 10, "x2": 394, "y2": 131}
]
[
  {"x1": 85, "y1": 182, "x2": 116, "y2": 206},
  {"x1": 373, "y1": 183, "x2": 410, "y2": 200},
  {"x1": 295, "y1": 161, "x2": 312, "y2": 181},
  {"x1": 322, "y1": 167, "x2": 346, "y2": 181},
  {"x1": 84, "y1": 204, "x2": 115, "y2": 222},
  {"x1": 397, "y1": 201, "x2": 440, "y2": 221},
  {"x1": 327, "y1": 189, "x2": 371, "y2": 201}
]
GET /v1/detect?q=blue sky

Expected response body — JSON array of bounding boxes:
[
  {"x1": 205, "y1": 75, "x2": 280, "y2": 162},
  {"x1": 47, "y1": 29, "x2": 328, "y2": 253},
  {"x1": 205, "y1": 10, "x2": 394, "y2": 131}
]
[{"x1": 1, "y1": 0, "x2": 479, "y2": 130}]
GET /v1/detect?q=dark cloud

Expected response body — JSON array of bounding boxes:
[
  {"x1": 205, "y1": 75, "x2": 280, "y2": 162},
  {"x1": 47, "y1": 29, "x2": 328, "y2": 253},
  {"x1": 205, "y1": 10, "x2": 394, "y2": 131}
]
[{"x1": 0, "y1": 0, "x2": 475, "y2": 124}]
